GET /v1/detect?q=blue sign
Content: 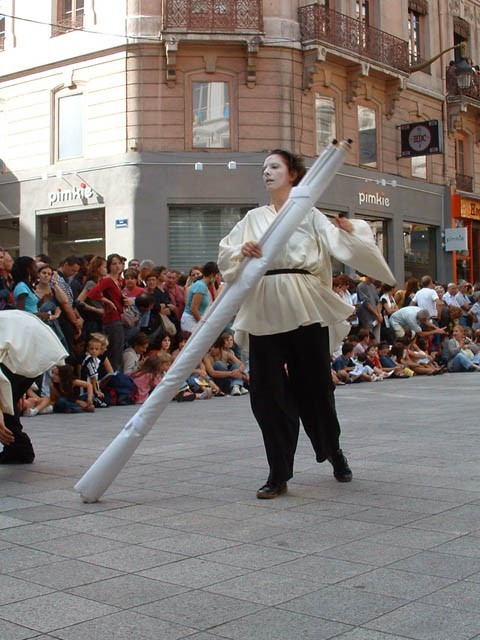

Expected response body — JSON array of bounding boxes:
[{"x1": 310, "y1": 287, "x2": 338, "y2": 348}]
[{"x1": 115, "y1": 218, "x2": 129, "y2": 229}]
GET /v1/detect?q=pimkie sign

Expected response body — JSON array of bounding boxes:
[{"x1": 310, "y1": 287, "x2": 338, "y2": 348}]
[{"x1": 48, "y1": 185, "x2": 94, "y2": 206}]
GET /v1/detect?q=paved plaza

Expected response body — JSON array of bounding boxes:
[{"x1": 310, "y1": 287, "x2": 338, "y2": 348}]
[{"x1": 1, "y1": 373, "x2": 480, "y2": 640}]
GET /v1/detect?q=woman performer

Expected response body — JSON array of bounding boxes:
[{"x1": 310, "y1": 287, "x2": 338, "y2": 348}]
[{"x1": 218, "y1": 149, "x2": 394, "y2": 499}]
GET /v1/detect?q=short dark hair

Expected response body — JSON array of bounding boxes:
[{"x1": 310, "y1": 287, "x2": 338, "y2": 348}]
[
  {"x1": 106, "y1": 253, "x2": 123, "y2": 272},
  {"x1": 59, "y1": 255, "x2": 80, "y2": 268},
  {"x1": 203, "y1": 261, "x2": 219, "y2": 278},
  {"x1": 342, "y1": 342, "x2": 354, "y2": 355}
]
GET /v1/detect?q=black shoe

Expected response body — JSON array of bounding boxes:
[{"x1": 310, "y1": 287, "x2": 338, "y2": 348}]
[
  {"x1": 0, "y1": 451, "x2": 34, "y2": 465},
  {"x1": 256, "y1": 481, "x2": 287, "y2": 499},
  {"x1": 328, "y1": 450, "x2": 352, "y2": 482}
]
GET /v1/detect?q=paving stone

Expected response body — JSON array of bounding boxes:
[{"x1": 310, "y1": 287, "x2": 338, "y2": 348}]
[
  {"x1": 367, "y1": 601, "x2": 480, "y2": 640},
  {"x1": 387, "y1": 550, "x2": 480, "y2": 579},
  {"x1": 139, "y1": 557, "x2": 249, "y2": 589},
  {"x1": 0, "y1": 592, "x2": 117, "y2": 633},
  {"x1": 210, "y1": 607, "x2": 349, "y2": 639},
  {"x1": 79, "y1": 545, "x2": 183, "y2": 572},
  {"x1": 0, "y1": 575, "x2": 53, "y2": 605},
  {"x1": 45, "y1": 610, "x2": 196, "y2": 640},
  {"x1": 133, "y1": 590, "x2": 264, "y2": 630},
  {"x1": 420, "y1": 580, "x2": 480, "y2": 613},
  {"x1": 199, "y1": 543, "x2": 304, "y2": 569},
  {"x1": 11, "y1": 559, "x2": 122, "y2": 590},
  {"x1": 68, "y1": 574, "x2": 188, "y2": 607},
  {"x1": 279, "y1": 585, "x2": 406, "y2": 625}
]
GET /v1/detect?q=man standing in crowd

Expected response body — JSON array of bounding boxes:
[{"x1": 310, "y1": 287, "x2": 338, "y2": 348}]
[
  {"x1": 55, "y1": 255, "x2": 83, "y2": 354},
  {"x1": 356, "y1": 275, "x2": 382, "y2": 341},
  {"x1": 455, "y1": 280, "x2": 472, "y2": 327}
]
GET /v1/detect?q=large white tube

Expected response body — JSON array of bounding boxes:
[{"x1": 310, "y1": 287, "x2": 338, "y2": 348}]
[{"x1": 74, "y1": 141, "x2": 354, "y2": 502}]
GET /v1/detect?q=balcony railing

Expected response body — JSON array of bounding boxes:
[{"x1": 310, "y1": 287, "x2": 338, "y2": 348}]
[
  {"x1": 298, "y1": 4, "x2": 409, "y2": 73},
  {"x1": 52, "y1": 13, "x2": 84, "y2": 37},
  {"x1": 456, "y1": 174, "x2": 473, "y2": 192},
  {"x1": 162, "y1": 0, "x2": 263, "y2": 33}
]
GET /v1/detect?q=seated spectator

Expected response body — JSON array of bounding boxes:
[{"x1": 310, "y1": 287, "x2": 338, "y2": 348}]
[
  {"x1": 364, "y1": 344, "x2": 394, "y2": 379},
  {"x1": 80, "y1": 336, "x2": 109, "y2": 408},
  {"x1": 203, "y1": 337, "x2": 249, "y2": 395},
  {"x1": 50, "y1": 365, "x2": 94, "y2": 413},
  {"x1": 171, "y1": 331, "x2": 192, "y2": 359},
  {"x1": 20, "y1": 384, "x2": 53, "y2": 417},
  {"x1": 443, "y1": 325, "x2": 480, "y2": 372},
  {"x1": 332, "y1": 342, "x2": 356, "y2": 383},
  {"x1": 377, "y1": 342, "x2": 409, "y2": 377},
  {"x1": 404, "y1": 337, "x2": 439, "y2": 375},
  {"x1": 122, "y1": 332, "x2": 149, "y2": 375},
  {"x1": 349, "y1": 352, "x2": 377, "y2": 382},
  {"x1": 91, "y1": 332, "x2": 137, "y2": 405},
  {"x1": 352, "y1": 328, "x2": 371, "y2": 358},
  {"x1": 131, "y1": 354, "x2": 164, "y2": 404}
]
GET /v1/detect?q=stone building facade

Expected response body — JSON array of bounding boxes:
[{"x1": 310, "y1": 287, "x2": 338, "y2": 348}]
[{"x1": 1, "y1": 0, "x2": 480, "y2": 284}]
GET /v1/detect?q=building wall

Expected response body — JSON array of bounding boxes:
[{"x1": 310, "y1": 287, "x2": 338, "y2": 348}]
[{"x1": 2, "y1": 0, "x2": 479, "y2": 284}]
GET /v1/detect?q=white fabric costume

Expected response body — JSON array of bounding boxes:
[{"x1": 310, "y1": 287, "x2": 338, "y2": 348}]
[
  {"x1": 0, "y1": 310, "x2": 68, "y2": 415},
  {"x1": 218, "y1": 205, "x2": 395, "y2": 350}
]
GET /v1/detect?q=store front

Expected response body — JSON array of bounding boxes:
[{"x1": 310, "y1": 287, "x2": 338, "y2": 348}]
[
  {"x1": 451, "y1": 193, "x2": 480, "y2": 284},
  {"x1": 38, "y1": 208, "x2": 105, "y2": 267}
]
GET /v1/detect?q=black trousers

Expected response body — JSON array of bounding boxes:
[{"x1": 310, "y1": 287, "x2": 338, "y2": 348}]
[
  {"x1": 249, "y1": 324, "x2": 341, "y2": 483},
  {"x1": 0, "y1": 364, "x2": 36, "y2": 462}
]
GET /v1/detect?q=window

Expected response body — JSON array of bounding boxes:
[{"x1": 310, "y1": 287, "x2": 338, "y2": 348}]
[
  {"x1": 40, "y1": 209, "x2": 104, "y2": 267},
  {"x1": 455, "y1": 137, "x2": 473, "y2": 192},
  {"x1": 192, "y1": 81, "x2": 230, "y2": 149},
  {"x1": 357, "y1": 105, "x2": 377, "y2": 167},
  {"x1": 57, "y1": 93, "x2": 83, "y2": 160},
  {"x1": 355, "y1": 0, "x2": 369, "y2": 24},
  {"x1": 168, "y1": 205, "x2": 253, "y2": 271},
  {"x1": 408, "y1": 1, "x2": 428, "y2": 67},
  {"x1": 411, "y1": 155, "x2": 426, "y2": 179},
  {"x1": 407, "y1": 10, "x2": 421, "y2": 65},
  {"x1": 0, "y1": 14, "x2": 5, "y2": 52},
  {"x1": 315, "y1": 96, "x2": 336, "y2": 153},
  {"x1": 54, "y1": 0, "x2": 84, "y2": 36},
  {"x1": 403, "y1": 222, "x2": 436, "y2": 280}
]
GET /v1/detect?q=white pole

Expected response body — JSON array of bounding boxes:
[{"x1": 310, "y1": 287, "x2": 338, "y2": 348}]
[{"x1": 74, "y1": 141, "x2": 351, "y2": 502}]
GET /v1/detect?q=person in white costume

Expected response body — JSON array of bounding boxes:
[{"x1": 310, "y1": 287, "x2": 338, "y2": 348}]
[
  {"x1": 218, "y1": 149, "x2": 395, "y2": 499},
  {"x1": 0, "y1": 310, "x2": 68, "y2": 463}
]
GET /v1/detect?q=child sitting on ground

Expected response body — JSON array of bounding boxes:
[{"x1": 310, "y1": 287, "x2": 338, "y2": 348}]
[
  {"x1": 50, "y1": 365, "x2": 94, "y2": 413},
  {"x1": 131, "y1": 354, "x2": 165, "y2": 404},
  {"x1": 80, "y1": 336, "x2": 109, "y2": 408}
]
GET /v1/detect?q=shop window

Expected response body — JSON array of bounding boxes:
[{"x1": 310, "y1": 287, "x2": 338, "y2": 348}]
[
  {"x1": 192, "y1": 81, "x2": 231, "y2": 149},
  {"x1": 403, "y1": 222, "x2": 436, "y2": 280},
  {"x1": 39, "y1": 208, "x2": 105, "y2": 267},
  {"x1": 315, "y1": 95, "x2": 336, "y2": 153},
  {"x1": 358, "y1": 105, "x2": 377, "y2": 168},
  {"x1": 168, "y1": 204, "x2": 253, "y2": 272},
  {"x1": 53, "y1": 0, "x2": 84, "y2": 36},
  {"x1": 411, "y1": 155, "x2": 426, "y2": 179},
  {"x1": 57, "y1": 93, "x2": 83, "y2": 160}
]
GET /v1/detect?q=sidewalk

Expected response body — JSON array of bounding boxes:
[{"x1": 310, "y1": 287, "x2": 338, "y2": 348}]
[{"x1": 1, "y1": 373, "x2": 480, "y2": 640}]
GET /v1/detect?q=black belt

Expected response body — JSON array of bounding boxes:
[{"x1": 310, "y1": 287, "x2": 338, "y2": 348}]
[{"x1": 264, "y1": 269, "x2": 311, "y2": 276}]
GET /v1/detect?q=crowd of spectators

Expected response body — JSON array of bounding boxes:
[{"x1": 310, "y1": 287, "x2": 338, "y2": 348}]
[{"x1": 1, "y1": 245, "x2": 479, "y2": 418}]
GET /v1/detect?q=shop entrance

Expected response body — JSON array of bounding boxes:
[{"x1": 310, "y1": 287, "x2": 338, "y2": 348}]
[{"x1": 39, "y1": 208, "x2": 105, "y2": 265}]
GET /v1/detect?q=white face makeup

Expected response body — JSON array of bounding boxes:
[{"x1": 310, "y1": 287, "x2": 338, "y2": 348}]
[{"x1": 262, "y1": 154, "x2": 295, "y2": 193}]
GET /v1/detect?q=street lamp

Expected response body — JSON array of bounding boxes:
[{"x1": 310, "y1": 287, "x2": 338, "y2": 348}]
[{"x1": 454, "y1": 57, "x2": 475, "y2": 90}]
